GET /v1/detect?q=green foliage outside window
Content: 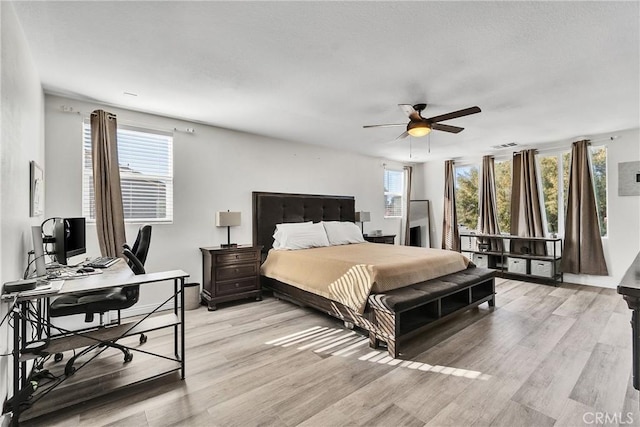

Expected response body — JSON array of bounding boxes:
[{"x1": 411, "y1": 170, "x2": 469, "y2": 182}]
[
  {"x1": 455, "y1": 165, "x2": 479, "y2": 230},
  {"x1": 454, "y1": 146, "x2": 606, "y2": 238},
  {"x1": 494, "y1": 161, "x2": 512, "y2": 233},
  {"x1": 539, "y1": 156, "x2": 559, "y2": 233},
  {"x1": 590, "y1": 146, "x2": 607, "y2": 236}
]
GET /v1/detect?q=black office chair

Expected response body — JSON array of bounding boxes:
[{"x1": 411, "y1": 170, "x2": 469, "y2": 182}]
[
  {"x1": 49, "y1": 225, "x2": 152, "y2": 373},
  {"x1": 123, "y1": 224, "x2": 151, "y2": 267}
]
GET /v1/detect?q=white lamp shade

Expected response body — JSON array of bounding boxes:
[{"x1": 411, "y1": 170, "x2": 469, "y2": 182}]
[
  {"x1": 355, "y1": 211, "x2": 371, "y2": 222},
  {"x1": 215, "y1": 211, "x2": 241, "y2": 227}
]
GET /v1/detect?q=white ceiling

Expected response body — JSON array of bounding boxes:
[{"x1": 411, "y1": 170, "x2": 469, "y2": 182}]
[{"x1": 12, "y1": 1, "x2": 640, "y2": 162}]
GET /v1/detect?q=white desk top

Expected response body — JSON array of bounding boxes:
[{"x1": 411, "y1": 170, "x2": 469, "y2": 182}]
[{"x1": 4, "y1": 259, "x2": 190, "y2": 301}]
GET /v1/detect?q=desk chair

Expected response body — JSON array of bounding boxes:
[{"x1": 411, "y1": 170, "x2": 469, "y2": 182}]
[{"x1": 49, "y1": 225, "x2": 152, "y2": 374}]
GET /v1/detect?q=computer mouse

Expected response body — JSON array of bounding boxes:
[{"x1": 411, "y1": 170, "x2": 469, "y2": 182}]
[{"x1": 77, "y1": 267, "x2": 95, "y2": 273}]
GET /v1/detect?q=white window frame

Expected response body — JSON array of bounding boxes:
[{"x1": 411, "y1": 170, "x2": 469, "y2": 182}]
[{"x1": 82, "y1": 122, "x2": 174, "y2": 224}]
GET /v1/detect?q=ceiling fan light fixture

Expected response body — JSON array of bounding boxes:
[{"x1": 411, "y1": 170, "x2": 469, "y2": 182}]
[{"x1": 407, "y1": 121, "x2": 431, "y2": 137}]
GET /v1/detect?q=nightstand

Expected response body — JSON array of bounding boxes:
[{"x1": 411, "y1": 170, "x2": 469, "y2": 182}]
[
  {"x1": 200, "y1": 245, "x2": 263, "y2": 311},
  {"x1": 364, "y1": 234, "x2": 396, "y2": 244}
]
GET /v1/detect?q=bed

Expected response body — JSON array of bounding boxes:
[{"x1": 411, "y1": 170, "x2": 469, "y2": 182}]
[{"x1": 253, "y1": 191, "x2": 495, "y2": 357}]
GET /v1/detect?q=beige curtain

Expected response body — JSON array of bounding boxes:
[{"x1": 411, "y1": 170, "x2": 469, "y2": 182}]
[
  {"x1": 403, "y1": 165, "x2": 413, "y2": 245},
  {"x1": 478, "y1": 155, "x2": 502, "y2": 251},
  {"x1": 91, "y1": 110, "x2": 126, "y2": 257},
  {"x1": 442, "y1": 160, "x2": 460, "y2": 251},
  {"x1": 510, "y1": 150, "x2": 546, "y2": 255},
  {"x1": 562, "y1": 140, "x2": 608, "y2": 275}
]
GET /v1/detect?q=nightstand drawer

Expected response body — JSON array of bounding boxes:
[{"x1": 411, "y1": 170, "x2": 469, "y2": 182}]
[
  {"x1": 216, "y1": 263, "x2": 258, "y2": 281},
  {"x1": 217, "y1": 277, "x2": 258, "y2": 296},
  {"x1": 216, "y1": 251, "x2": 259, "y2": 265}
]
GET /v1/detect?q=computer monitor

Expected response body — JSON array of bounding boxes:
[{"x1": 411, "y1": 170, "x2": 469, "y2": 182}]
[{"x1": 53, "y1": 217, "x2": 86, "y2": 265}]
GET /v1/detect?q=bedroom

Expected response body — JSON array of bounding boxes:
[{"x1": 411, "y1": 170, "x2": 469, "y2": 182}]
[{"x1": 1, "y1": 1, "x2": 639, "y2": 426}]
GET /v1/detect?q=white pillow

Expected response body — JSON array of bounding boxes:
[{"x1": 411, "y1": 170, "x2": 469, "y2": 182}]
[
  {"x1": 322, "y1": 221, "x2": 366, "y2": 245},
  {"x1": 272, "y1": 222, "x2": 330, "y2": 250},
  {"x1": 273, "y1": 222, "x2": 312, "y2": 244}
]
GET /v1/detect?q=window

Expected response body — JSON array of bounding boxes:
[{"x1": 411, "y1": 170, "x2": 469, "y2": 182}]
[
  {"x1": 494, "y1": 160, "x2": 512, "y2": 233},
  {"x1": 590, "y1": 146, "x2": 607, "y2": 236},
  {"x1": 539, "y1": 154, "x2": 560, "y2": 234},
  {"x1": 455, "y1": 164, "x2": 479, "y2": 230},
  {"x1": 384, "y1": 169, "x2": 404, "y2": 217},
  {"x1": 454, "y1": 161, "x2": 509, "y2": 233},
  {"x1": 82, "y1": 124, "x2": 174, "y2": 222},
  {"x1": 538, "y1": 147, "x2": 607, "y2": 237}
]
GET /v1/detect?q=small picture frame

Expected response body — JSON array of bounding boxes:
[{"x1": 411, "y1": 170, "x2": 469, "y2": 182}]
[{"x1": 30, "y1": 161, "x2": 44, "y2": 217}]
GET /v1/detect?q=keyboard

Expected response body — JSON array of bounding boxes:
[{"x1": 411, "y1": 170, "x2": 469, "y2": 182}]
[{"x1": 86, "y1": 257, "x2": 119, "y2": 268}]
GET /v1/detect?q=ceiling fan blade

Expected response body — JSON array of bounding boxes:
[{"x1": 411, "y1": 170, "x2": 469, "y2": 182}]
[
  {"x1": 398, "y1": 104, "x2": 421, "y2": 121},
  {"x1": 431, "y1": 123, "x2": 464, "y2": 134},
  {"x1": 363, "y1": 123, "x2": 406, "y2": 129},
  {"x1": 426, "y1": 106, "x2": 481, "y2": 123},
  {"x1": 395, "y1": 131, "x2": 409, "y2": 140}
]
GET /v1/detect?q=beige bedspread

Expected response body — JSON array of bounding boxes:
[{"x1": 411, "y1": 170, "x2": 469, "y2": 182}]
[{"x1": 261, "y1": 243, "x2": 470, "y2": 314}]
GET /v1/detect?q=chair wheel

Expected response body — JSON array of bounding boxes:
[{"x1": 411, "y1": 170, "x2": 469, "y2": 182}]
[
  {"x1": 64, "y1": 361, "x2": 76, "y2": 376},
  {"x1": 124, "y1": 352, "x2": 133, "y2": 363},
  {"x1": 139, "y1": 334, "x2": 147, "y2": 344},
  {"x1": 54, "y1": 353, "x2": 64, "y2": 363}
]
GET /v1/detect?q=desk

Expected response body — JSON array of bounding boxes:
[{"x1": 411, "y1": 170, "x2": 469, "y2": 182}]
[
  {"x1": 2, "y1": 260, "x2": 189, "y2": 425},
  {"x1": 618, "y1": 251, "x2": 640, "y2": 390}
]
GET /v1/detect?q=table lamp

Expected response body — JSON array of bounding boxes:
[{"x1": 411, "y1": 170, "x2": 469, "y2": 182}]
[
  {"x1": 216, "y1": 211, "x2": 241, "y2": 248},
  {"x1": 355, "y1": 211, "x2": 370, "y2": 235}
]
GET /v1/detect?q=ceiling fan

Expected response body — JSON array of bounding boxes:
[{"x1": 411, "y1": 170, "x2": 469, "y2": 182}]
[{"x1": 364, "y1": 103, "x2": 481, "y2": 140}]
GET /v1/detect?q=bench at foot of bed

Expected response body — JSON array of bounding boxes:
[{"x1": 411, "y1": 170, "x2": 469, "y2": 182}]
[{"x1": 367, "y1": 267, "x2": 496, "y2": 358}]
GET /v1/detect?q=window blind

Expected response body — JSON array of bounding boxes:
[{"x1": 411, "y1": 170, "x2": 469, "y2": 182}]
[
  {"x1": 384, "y1": 169, "x2": 404, "y2": 217},
  {"x1": 82, "y1": 123, "x2": 174, "y2": 223}
]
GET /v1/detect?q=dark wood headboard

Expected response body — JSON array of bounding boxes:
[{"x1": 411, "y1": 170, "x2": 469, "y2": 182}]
[{"x1": 252, "y1": 191, "x2": 356, "y2": 256}]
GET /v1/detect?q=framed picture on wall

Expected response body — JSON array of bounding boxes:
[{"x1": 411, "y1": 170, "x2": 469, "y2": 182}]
[{"x1": 30, "y1": 160, "x2": 44, "y2": 217}]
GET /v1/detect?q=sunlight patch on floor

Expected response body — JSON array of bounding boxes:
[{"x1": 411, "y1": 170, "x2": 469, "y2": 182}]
[{"x1": 265, "y1": 326, "x2": 490, "y2": 380}]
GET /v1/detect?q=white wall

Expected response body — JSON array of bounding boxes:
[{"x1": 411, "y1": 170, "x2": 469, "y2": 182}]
[
  {"x1": 0, "y1": 0, "x2": 45, "y2": 417},
  {"x1": 44, "y1": 95, "x2": 408, "y2": 314},
  {"x1": 417, "y1": 128, "x2": 640, "y2": 288}
]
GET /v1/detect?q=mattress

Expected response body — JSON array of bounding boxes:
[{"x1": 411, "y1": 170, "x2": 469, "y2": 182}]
[{"x1": 261, "y1": 243, "x2": 470, "y2": 314}]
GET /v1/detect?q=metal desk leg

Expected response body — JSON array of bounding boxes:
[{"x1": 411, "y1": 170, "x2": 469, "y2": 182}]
[
  {"x1": 180, "y1": 278, "x2": 185, "y2": 379},
  {"x1": 11, "y1": 305, "x2": 21, "y2": 427},
  {"x1": 174, "y1": 279, "x2": 178, "y2": 359},
  {"x1": 20, "y1": 303, "x2": 27, "y2": 388},
  {"x1": 633, "y1": 309, "x2": 640, "y2": 390}
]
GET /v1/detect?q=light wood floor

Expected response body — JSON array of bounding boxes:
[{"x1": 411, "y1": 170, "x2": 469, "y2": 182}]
[{"x1": 22, "y1": 278, "x2": 640, "y2": 426}]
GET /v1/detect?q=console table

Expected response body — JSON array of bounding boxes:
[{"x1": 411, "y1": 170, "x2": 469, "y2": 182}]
[
  {"x1": 460, "y1": 233, "x2": 563, "y2": 284},
  {"x1": 618, "y1": 251, "x2": 640, "y2": 390}
]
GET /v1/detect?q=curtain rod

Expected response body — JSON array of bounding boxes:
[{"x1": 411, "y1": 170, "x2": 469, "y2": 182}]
[
  {"x1": 60, "y1": 105, "x2": 186, "y2": 134},
  {"x1": 90, "y1": 111, "x2": 116, "y2": 120},
  {"x1": 69, "y1": 110, "x2": 177, "y2": 134}
]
